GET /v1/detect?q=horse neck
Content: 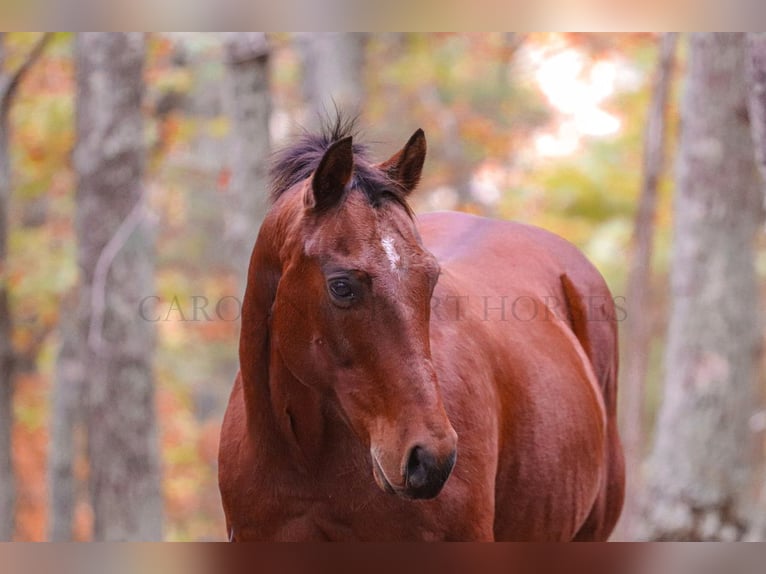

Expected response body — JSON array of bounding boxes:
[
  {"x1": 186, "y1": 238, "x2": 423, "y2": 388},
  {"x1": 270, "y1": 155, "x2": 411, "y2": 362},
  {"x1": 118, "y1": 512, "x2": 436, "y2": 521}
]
[
  {"x1": 268, "y1": 345, "x2": 342, "y2": 470},
  {"x1": 240, "y1": 314, "x2": 344, "y2": 472},
  {"x1": 237, "y1": 198, "x2": 292, "y2": 456},
  {"x1": 238, "y1": 194, "x2": 345, "y2": 471}
]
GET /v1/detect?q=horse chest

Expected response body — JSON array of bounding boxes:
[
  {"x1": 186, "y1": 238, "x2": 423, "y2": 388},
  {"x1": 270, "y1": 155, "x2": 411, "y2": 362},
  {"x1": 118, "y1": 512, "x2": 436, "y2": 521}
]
[{"x1": 228, "y1": 455, "x2": 466, "y2": 541}]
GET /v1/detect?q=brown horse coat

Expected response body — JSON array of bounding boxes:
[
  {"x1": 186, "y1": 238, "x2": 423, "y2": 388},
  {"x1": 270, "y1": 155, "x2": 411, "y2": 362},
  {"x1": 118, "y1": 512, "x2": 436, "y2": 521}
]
[{"x1": 218, "y1": 123, "x2": 624, "y2": 541}]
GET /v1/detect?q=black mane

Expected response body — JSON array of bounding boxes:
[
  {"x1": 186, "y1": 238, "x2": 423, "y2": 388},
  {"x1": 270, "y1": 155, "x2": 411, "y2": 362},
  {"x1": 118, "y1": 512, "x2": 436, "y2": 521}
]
[{"x1": 269, "y1": 115, "x2": 412, "y2": 214}]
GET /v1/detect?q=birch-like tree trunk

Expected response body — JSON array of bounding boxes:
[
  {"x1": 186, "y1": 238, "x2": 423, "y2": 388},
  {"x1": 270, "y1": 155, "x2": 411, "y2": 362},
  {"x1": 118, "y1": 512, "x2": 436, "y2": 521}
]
[
  {"x1": 74, "y1": 33, "x2": 162, "y2": 541},
  {"x1": 618, "y1": 33, "x2": 678, "y2": 538},
  {"x1": 222, "y1": 33, "x2": 271, "y2": 293},
  {"x1": 297, "y1": 33, "x2": 367, "y2": 120},
  {"x1": 642, "y1": 33, "x2": 764, "y2": 541}
]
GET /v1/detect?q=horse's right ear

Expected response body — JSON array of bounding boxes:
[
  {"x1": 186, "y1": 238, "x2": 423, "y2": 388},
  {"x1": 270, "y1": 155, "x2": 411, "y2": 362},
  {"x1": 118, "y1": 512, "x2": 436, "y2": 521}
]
[{"x1": 307, "y1": 136, "x2": 354, "y2": 211}]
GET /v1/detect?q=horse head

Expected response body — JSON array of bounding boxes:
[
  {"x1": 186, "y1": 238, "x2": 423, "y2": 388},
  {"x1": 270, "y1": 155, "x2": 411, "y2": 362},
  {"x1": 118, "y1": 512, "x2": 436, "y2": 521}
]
[{"x1": 242, "y1": 120, "x2": 457, "y2": 500}]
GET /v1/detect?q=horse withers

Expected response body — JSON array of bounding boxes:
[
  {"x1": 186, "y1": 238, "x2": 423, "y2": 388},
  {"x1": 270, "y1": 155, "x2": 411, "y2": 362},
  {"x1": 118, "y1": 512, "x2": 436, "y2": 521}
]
[{"x1": 218, "y1": 119, "x2": 625, "y2": 541}]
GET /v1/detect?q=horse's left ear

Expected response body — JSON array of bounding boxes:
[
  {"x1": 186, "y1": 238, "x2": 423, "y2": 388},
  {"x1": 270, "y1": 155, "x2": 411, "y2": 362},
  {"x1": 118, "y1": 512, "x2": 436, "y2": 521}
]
[{"x1": 379, "y1": 128, "x2": 427, "y2": 196}]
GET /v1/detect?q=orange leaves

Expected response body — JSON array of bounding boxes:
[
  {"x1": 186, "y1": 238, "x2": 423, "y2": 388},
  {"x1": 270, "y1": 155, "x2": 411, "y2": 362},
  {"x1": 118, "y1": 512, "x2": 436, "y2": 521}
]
[
  {"x1": 12, "y1": 372, "x2": 48, "y2": 541},
  {"x1": 158, "y1": 386, "x2": 223, "y2": 540},
  {"x1": 460, "y1": 115, "x2": 511, "y2": 158}
]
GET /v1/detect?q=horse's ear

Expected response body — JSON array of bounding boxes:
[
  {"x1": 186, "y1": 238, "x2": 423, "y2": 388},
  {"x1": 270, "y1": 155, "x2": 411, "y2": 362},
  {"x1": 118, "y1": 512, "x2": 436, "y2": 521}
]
[
  {"x1": 308, "y1": 136, "x2": 354, "y2": 211},
  {"x1": 379, "y1": 128, "x2": 427, "y2": 196}
]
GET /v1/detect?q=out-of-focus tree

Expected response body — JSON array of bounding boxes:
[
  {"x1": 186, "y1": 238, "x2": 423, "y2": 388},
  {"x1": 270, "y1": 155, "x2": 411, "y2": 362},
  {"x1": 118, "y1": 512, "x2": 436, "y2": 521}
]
[
  {"x1": 745, "y1": 31, "x2": 766, "y2": 540},
  {"x1": 222, "y1": 33, "x2": 271, "y2": 293},
  {"x1": 296, "y1": 33, "x2": 367, "y2": 120},
  {"x1": 618, "y1": 33, "x2": 678, "y2": 539},
  {"x1": 642, "y1": 33, "x2": 764, "y2": 541},
  {"x1": 74, "y1": 33, "x2": 162, "y2": 541},
  {"x1": 47, "y1": 292, "x2": 83, "y2": 541},
  {"x1": 0, "y1": 32, "x2": 51, "y2": 541}
]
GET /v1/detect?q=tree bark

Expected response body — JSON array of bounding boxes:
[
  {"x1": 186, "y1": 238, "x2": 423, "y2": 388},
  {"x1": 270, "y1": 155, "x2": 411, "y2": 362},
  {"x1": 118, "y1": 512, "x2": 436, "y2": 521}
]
[
  {"x1": 0, "y1": 33, "x2": 15, "y2": 543},
  {"x1": 74, "y1": 33, "x2": 162, "y2": 541},
  {"x1": 745, "y1": 31, "x2": 766, "y2": 542},
  {"x1": 222, "y1": 33, "x2": 271, "y2": 294},
  {"x1": 618, "y1": 33, "x2": 678, "y2": 538},
  {"x1": 47, "y1": 298, "x2": 83, "y2": 541},
  {"x1": 642, "y1": 33, "x2": 764, "y2": 541},
  {"x1": 0, "y1": 31, "x2": 51, "y2": 542},
  {"x1": 297, "y1": 33, "x2": 367, "y2": 121}
]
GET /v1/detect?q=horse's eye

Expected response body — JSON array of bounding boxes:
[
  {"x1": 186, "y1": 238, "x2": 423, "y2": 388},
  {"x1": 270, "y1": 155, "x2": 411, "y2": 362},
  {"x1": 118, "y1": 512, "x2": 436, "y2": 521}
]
[{"x1": 329, "y1": 279, "x2": 354, "y2": 301}]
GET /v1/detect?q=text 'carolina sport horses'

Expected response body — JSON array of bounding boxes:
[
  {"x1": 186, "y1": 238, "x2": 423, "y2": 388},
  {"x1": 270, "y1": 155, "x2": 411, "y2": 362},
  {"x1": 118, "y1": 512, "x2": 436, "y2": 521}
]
[{"x1": 218, "y1": 118, "x2": 625, "y2": 541}]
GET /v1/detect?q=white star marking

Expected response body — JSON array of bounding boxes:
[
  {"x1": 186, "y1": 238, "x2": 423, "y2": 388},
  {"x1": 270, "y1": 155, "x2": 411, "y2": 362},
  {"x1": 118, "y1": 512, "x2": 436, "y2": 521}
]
[{"x1": 381, "y1": 236, "x2": 401, "y2": 271}]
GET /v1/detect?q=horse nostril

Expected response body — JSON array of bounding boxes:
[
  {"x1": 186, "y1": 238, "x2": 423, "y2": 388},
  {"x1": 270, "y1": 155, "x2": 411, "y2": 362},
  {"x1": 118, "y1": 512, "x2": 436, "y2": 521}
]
[
  {"x1": 403, "y1": 444, "x2": 457, "y2": 498},
  {"x1": 405, "y1": 445, "x2": 430, "y2": 489}
]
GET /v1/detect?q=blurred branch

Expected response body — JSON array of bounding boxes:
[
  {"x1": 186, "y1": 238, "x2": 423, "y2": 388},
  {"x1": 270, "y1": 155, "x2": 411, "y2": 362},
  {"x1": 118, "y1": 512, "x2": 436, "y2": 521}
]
[
  {"x1": 0, "y1": 33, "x2": 53, "y2": 116},
  {"x1": 87, "y1": 190, "x2": 146, "y2": 352}
]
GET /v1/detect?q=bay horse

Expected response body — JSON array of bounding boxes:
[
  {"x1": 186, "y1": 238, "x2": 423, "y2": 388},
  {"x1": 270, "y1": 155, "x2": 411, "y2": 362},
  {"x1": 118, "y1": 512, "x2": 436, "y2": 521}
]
[{"x1": 218, "y1": 118, "x2": 625, "y2": 541}]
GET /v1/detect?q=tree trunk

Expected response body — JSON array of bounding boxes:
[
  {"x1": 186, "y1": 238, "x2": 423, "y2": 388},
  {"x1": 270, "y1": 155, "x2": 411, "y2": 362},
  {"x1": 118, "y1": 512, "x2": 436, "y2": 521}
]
[
  {"x1": 745, "y1": 31, "x2": 766, "y2": 542},
  {"x1": 642, "y1": 33, "x2": 764, "y2": 541},
  {"x1": 0, "y1": 33, "x2": 15, "y2": 543},
  {"x1": 222, "y1": 33, "x2": 271, "y2": 294},
  {"x1": 297, "y1": 33, "x2": 367, "y2": 120},
  {"x1": 74, "y1": 32, "x2": 162, "y2": 541},
  {"x1": 618, "y1": 33, "x2": 678, "y2": 539},
  {"x1": 47, "y1": 298, "x2": 83, "y2": 541}
]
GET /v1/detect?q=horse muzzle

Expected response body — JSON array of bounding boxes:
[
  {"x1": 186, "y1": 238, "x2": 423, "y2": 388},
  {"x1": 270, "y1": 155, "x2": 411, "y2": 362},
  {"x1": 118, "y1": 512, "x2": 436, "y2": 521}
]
[{"x1": 372, "y1": 444, "x2": 457, "y2": 500}]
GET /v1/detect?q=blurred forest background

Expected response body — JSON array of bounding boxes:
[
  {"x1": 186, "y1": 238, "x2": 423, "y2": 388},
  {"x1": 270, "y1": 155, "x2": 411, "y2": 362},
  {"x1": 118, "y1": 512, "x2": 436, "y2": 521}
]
[{"x1": 0, "y1": 32, "x2": 765, "y2": 541}]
